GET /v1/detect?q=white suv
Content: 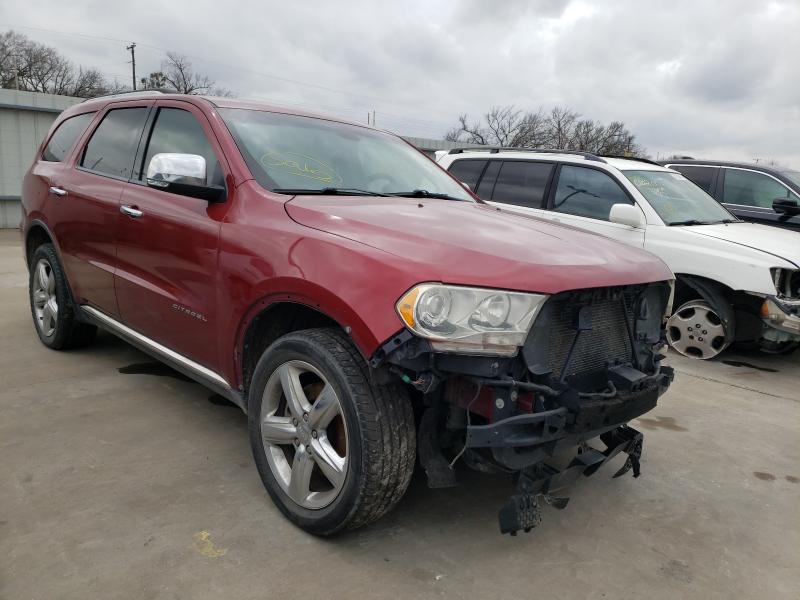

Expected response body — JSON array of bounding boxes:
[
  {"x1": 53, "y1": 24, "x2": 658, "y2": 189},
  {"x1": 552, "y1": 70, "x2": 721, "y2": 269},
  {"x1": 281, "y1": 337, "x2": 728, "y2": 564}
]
[{"x1": 438, "y1": 148, "x2": 800, "y2": 359}]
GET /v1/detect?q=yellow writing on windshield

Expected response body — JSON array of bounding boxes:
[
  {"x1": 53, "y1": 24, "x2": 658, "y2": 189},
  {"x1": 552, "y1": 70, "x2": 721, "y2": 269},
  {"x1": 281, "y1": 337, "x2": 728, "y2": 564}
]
[{"x1": 260, "y1": 150, "x2": 343, "y2": 185}]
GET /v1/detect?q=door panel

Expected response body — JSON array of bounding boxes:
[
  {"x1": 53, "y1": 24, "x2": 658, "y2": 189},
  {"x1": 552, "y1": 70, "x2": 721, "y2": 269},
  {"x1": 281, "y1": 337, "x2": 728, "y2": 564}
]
[
  {"x1": 114, "y1": 102, "x2": 228, "y2": 369},
  {"x1": 44, "y1": 105, "x2": 150, "y2": 316},
  {"x1": 49, "y1": 168, "x2": 124, "y2": 315},
  {"x1": 115, "y1": 184, "x2": 222, "y2": 367}
]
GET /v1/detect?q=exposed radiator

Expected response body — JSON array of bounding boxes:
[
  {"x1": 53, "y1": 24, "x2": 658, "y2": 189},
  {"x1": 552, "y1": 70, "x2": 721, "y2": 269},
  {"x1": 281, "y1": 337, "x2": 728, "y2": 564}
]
[{"x1": 544, "y1": 290, "x2": 635, "y2": 379}]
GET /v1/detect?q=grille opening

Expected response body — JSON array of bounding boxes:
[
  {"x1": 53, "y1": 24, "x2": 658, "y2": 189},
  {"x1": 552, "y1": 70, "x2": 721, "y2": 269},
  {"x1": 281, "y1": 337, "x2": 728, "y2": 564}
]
[{"x1": 545, "y1": 292, "x2": 634, "y2": 381}]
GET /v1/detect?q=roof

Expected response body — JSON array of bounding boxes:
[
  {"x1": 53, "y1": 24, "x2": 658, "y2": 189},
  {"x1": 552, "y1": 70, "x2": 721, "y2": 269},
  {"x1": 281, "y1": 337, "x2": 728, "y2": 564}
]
[
  {"x1": 662, "y1": 158, "x2": 800, "y2": 191},
  {"x1": 74, "y1": 92, "x2": 378, "y2": 131},
  {"x1": 441, "y1": 147, "x2": 671, "y2": 172},
  {"x1": 604, "y1": 157, "x2": 670, "y2": 172},
  {"x1": 662, "y1": 158, "x2": 787, "y2": 173}
]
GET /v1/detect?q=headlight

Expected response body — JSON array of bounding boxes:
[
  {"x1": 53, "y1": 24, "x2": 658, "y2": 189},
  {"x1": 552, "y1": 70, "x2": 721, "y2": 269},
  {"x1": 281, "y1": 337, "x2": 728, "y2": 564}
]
[{"x1": 396, "y1": 283, "x2": 547, "y2": 355}]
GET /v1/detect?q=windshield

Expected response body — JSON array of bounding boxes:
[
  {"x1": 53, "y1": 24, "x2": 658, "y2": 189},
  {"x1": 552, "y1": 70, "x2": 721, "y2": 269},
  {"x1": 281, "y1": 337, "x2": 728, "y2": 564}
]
[
  {"x1": 623, "y1": 170, "x2": 736, "y2": 225},
  {"x1": 219, "y1": 108, "x2": 473, "y2": 201},
  {"x1": 778, "y1": 169, "x2": 800, "y2": 190}
]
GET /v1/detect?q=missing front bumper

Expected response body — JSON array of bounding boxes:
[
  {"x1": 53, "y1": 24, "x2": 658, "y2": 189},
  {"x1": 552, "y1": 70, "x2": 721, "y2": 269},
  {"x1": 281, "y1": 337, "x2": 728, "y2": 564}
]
[
  {"x1": 498, "y1": 424, "x2": 644, "y2": 535},
  {"x1": 463, "y1": 367, "x2": 671, "y2": 471}
]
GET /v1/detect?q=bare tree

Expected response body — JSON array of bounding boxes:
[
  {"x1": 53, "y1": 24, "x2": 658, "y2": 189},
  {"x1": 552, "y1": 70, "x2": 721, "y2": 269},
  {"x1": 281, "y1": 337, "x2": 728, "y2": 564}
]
[
  {"x1": 1, "y1": 31, "x2": 235, "y2": 98},
  {"x1": 0, "y1": 30, "x2": 27, "y2": 88},
  {"x1": 0, "y1": 30, "x2": 119, "y2": 97},
  {"x1": 161, "y1": 52, "x2": 212, "y2": 94},
  {"x1": 160, "y1": 52, "x2": 232, "y2": 96},
  {"x1": 447, "y1": 104, "x2": 645, "y2": 156},
  {"x1": 446, "y1": 106, "x2": 547, "y2": 147}
]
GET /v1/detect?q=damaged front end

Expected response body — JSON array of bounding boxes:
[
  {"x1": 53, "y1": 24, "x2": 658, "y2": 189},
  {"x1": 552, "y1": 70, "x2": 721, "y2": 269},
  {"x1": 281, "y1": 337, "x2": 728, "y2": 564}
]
[{"x1": 372, "y1": 281, "x2": 674, "y2": 535}]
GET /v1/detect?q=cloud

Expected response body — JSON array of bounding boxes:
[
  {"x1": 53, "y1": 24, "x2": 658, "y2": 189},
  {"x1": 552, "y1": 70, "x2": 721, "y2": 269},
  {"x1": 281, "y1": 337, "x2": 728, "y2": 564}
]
[{"x1": 2, "y1": 0, "x2": 799, "y2": 165}]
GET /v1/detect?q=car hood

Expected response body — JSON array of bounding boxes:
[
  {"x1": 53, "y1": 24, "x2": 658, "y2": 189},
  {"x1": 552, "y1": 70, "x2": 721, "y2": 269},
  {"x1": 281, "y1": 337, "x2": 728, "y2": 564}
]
[
  {"x1": 285, "y1": 196, "x2": 672, "y2": 294},
  {"x1": 682, "y1": 222, "x2": 800, "y2": 268}
]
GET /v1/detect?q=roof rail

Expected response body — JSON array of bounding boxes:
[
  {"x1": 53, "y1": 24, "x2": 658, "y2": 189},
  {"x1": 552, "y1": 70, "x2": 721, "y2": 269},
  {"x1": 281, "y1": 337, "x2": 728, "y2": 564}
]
[
  {"x1": 447, "y1": 146, "x2": 607, "y2": 163},
  {"x1": 82, "y1": 89, "x2": 165, "y2": 103},
  {"x1": 601, "y1": 154, "x2": 662, "y2": 166}
]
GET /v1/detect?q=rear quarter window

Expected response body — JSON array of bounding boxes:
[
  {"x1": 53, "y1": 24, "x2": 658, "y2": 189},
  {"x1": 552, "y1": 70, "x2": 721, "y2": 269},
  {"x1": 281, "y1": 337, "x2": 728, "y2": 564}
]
[
  {"x1": 447, "y1": 159, "x2": 487, "y2": 190},
  {"x1": 671, "y1": 165, "x2": 718, "y2": 194},
  {"x1": 42, "y1": 112, "x2": 95, "y2": 162}
]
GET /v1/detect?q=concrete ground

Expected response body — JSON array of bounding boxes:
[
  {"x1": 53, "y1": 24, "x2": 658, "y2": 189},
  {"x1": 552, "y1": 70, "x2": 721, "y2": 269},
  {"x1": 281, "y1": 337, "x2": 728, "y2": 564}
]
[{"x1": 1, "y1": 229, "x2": 798, "y2": 600}]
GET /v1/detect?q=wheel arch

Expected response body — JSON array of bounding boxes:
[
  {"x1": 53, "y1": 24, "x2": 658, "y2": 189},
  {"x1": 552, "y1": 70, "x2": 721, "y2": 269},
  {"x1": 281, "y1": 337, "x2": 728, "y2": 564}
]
[
  {"x1": 237, "y1": 297, "x2": 366, "y2": 395},
  {"x1": 673, "y1": 274, "x2": 736, "y2": 342},
  {"x1": 24, "y1": 220, "x2": 58, "y2": 269}
]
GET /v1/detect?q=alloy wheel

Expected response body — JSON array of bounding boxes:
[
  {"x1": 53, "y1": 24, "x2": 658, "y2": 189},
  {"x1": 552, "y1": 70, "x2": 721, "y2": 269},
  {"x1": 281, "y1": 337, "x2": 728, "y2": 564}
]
[
  {"x1": 259, "y1": 360, "x2": 348, "y2": 509},
  {"x1": 32, "y1": 259, "x2": 58, "y2": 337},
  {"x1": 666, "y1": 300, "x2": 728, "y2": 359}
]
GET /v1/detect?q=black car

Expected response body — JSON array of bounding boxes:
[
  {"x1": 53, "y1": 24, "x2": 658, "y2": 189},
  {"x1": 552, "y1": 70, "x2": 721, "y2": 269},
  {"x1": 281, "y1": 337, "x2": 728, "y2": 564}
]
[{"x1": 662, "y1": 159, "x2": 800, "y2": 231}]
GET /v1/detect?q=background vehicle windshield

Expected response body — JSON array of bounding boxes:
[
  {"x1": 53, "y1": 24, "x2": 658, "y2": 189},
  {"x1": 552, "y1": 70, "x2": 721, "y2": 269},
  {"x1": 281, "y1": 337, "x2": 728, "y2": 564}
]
[
  {"x1": 624, "y1": 170, "x2": 735, "y2": 225},
  {"x1": 220, "y1": 109, "x2": 473, "y2": 200}
]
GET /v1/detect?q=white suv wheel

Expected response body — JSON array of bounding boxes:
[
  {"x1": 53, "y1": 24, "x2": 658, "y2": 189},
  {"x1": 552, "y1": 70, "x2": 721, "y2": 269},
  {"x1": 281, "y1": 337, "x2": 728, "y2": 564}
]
[{"x1": 666, "y1": 300, "x2": 729, "y2": 360}]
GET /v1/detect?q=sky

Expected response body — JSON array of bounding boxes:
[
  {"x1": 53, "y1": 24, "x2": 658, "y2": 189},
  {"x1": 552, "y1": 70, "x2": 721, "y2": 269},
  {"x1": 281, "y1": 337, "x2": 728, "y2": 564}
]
[{"x1": 2, "y1": 0, "x2": 799, "y2": 166}]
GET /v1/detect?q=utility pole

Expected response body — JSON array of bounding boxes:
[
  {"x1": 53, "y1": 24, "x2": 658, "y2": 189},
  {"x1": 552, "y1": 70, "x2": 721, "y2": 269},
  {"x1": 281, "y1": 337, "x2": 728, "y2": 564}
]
[{"x1": 126, "y1": 43, "x2": 137, "y2": 91}]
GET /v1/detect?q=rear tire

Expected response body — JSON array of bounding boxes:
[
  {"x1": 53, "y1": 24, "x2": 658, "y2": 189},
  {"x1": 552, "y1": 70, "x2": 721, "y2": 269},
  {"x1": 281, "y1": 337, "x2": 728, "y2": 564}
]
[
  {"x1": 248, "y1": 328, "x2": 415, "y2": 535},
  {"x1": 28, "y1": 244, "x2": 97, "y2": 350}
]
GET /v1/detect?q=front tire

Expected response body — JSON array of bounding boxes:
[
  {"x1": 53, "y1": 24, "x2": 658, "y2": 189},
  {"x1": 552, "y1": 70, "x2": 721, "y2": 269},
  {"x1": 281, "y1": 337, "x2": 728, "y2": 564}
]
[
  {"x1": 666, "y1": 299, "x2": 730, "y2": 359},
  {"x1": 248, "y1": 328, "x2": 415, "y2": 535},
  {"x1": 28, "y1": 244, "x2": 97, "y2": 350}
]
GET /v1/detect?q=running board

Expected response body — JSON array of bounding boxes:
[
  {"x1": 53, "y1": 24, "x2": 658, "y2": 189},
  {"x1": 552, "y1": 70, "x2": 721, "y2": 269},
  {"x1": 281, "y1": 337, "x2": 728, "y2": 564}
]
[{"x1": 80, "y1": 306, "x2": 246, "y2": 412}]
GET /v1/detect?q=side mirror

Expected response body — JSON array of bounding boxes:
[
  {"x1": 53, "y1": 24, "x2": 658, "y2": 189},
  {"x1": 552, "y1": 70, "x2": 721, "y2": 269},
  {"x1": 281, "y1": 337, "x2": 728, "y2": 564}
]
[
  {"x1": 146, "y1": 153, "x2": 225, "y2": 202},
  {"x1": 772, "y1": 197, "x2": 800, "y2": 215},
  {"x1": 609, "y1": 203, "x2": 644, "y2": 228},
  {"x1": 460, "y1": 181, "x2": 472, "y2": 191}
]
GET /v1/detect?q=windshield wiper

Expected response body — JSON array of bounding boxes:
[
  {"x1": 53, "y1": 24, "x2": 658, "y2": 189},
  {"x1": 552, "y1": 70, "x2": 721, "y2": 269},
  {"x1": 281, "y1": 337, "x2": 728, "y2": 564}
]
[
  {"x1": 669, "y1": 217, "x2": 740, "y2": 226},
  {"x1": 273, "y1": 187, "x2": 389, "y2": 197},
  {"x1": 387, "y1": 189, "x2": 463, "y2": 201},
  {"x1": 668, "y1": 219, "x2": 710, "y2": 226}
]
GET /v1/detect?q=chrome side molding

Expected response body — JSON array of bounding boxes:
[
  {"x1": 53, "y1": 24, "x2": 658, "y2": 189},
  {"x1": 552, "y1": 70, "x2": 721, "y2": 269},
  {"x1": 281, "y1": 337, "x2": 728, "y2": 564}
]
[{"x1": 80, "y1": 305, "x2": 245, "y2": 411}]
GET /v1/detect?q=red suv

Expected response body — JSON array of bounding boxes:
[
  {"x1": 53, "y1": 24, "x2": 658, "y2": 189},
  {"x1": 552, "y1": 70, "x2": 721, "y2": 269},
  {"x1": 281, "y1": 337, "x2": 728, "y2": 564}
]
[{"x1": 21, "y1": 92, "x2": 674, "y2": 535}]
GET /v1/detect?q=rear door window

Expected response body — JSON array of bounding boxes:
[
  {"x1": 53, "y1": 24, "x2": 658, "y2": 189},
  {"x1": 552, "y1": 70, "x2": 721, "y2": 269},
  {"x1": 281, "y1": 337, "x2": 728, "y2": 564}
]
[
  {"x1": 722, "y1": 168, "x2": 799, "y2": 208},
  {"x1": 80, "y1": 107, "x2": 149, "y2": 179},
  {"x1": 551, "y1": 165, "x2": 632, "y2": 221},
  {"x1": 671, "y1": 165, "x2": 718, "y2": 194},
  {"x1": 447, "y1": 159, "x2": 487, "y2": 190},
  {"x1": 140, "y1": 107, "x2": 223, "y2": 187},
  {"x1": 491, "y1": 161, "x2": 553, "y2": 208},
  {"x1": 475, "y1": 160, "x2": 501, "y2": 199},
  {"x1": 42, "y1": 112, "x2": 95, "y2": 162}
]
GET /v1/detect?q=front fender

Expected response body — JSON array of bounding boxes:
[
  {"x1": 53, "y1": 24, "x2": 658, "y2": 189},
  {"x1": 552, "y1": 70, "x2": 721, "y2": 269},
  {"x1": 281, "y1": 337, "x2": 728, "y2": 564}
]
[{"x1": 233, "y1": 277, "x2": 380, "y2": 362}]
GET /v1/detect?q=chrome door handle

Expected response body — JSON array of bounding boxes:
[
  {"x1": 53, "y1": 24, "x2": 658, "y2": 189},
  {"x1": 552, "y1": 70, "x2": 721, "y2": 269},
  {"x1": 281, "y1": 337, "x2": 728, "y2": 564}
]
[
  {"x1": 49, "y1": 186, "x2": 67, "y2": 197},
  {"x1": 120, "y1": 205, "x2": 143, "y2": 218}
]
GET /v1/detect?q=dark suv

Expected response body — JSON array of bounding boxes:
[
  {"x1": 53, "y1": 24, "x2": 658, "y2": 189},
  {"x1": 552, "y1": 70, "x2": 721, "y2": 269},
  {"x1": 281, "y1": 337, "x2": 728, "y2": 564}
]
[
  {"x1": 21, "y1": 91, "x2": 674, "y2": 535},
  {"x1": 663, "y1": 159, "x2": 800, "y2": 231}
]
